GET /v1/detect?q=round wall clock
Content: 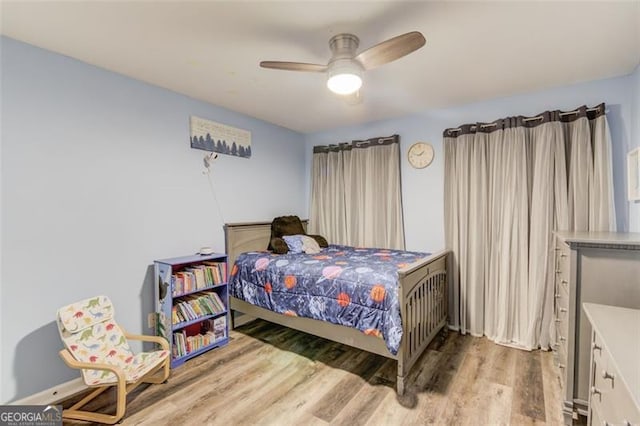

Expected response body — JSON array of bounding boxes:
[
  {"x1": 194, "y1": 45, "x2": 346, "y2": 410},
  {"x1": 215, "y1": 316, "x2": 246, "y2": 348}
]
[{"x1": 408, "y1": 142, "x2": 434, "y2": 169}]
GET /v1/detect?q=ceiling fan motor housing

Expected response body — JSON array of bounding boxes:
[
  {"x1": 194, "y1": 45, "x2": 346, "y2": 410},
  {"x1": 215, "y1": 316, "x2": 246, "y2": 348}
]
[{"x1": 329, "y1": 33, "x2": 360, "y2": 60}]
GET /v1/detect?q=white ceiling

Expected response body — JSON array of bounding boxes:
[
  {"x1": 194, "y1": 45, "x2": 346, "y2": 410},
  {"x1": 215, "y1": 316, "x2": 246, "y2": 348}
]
[{"x1": 2, "y1": 1, "x2": 639, "y2": 133}]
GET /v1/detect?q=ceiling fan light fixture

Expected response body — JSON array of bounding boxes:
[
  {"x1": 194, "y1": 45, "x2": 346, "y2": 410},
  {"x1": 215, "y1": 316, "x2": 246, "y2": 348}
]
[{"x1": 326, "y1": 59, "x2": 363, "y2": 95}]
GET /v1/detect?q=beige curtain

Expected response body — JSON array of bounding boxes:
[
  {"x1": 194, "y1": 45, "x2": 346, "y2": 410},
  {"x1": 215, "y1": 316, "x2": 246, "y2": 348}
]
[
  {"x1": 310, "y1": 149, "x2": 348, "y2": 245},
  {"x1": 444, "y1": 104, "x2": 615, "y2": 349},
  {"x1": 309, "y1": 135, "x2": 405, "y2": 249}
]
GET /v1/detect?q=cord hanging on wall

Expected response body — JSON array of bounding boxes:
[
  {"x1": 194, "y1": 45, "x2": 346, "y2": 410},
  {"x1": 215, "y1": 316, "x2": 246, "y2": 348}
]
[
  {"x1": 201, "y1": 152, "x2": 226, "y2": 225},
  {"x1": 202, "y1": 152, "x2": 218, "y2": 175}
]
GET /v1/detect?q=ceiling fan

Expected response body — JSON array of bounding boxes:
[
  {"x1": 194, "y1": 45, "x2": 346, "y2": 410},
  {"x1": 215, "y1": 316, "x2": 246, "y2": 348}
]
[{"x1": 260, "y1": 31, "x2": 426, "y2": 96}]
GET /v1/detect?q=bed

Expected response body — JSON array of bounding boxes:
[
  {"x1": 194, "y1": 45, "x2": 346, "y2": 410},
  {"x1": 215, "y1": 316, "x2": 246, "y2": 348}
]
[{"x1": 224, "y1": 220, "x2": 450, "y2": 395}]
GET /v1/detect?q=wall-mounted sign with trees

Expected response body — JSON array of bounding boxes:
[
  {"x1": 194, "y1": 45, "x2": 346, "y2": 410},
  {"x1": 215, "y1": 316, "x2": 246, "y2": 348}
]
[{"x1": 190, "y1": 116, "x2": 251, "y2": 158}]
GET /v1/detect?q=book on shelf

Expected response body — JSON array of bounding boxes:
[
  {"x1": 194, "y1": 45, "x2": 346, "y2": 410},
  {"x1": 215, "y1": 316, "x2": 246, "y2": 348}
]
[
  {"x1": 202, "y1": 261, "x2": 227, "y2": 285},
  {"x1": 172, "y1": 321, "x2": 224, "y2": 357},
  {"x1": 173, "y1": 271, "x2": 197, "y2": 295},
  {"x1": 171, "y1": 274, "x2": 183, "y2": 296},
  {"x1": 171, "y1": 306, "x2": 184, "y2": 324},
  {"x1": 201, "y1": 317, "x2": 226, "y2": 343},
  {"x1": 173, "y1": 331, "x2": 186, "y2": 358},
  {"x1": 185, "y1": 266, "x2": 206, "y2": 289},
  {"x1": 191, "y1": 264, "x2": 214, "y2": 287},
  {"x1": 213, "y1": 316, "x2": 227, "y2": 341},
  {"x1": 171, "y1": 292, "x2": 227, "y2": 325},
  {"x1": 170, "y1": 261, "x2": 227, "y2": 296}
]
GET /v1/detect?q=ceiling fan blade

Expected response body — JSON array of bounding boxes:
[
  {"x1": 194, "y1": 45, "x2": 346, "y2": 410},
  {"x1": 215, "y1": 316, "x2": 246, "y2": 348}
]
[
  {"x1": 260, "y1": 61, "x2": 327, "y2": 72},
  {"x1": 355, "y1": 31, "x2": 426, "y2": 70}
]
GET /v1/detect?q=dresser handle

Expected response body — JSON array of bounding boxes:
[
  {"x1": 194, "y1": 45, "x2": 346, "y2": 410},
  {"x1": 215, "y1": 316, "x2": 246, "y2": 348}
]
[
  {"x1": 559, "y1": 336, "x2": 566, "y2": 342},
  {"x1": 592, "y1": 342, "x2": 602, "y2": 353},
  {"x1": 561, "y1": 279, "x2": 568, "y2": 286},
  {"x1": 555, "y1": 293, "x2": 561, "y2": 298},
  {"x1": 560, "y1": 253, "x2": 567, "y2": 258},
  {"x1": 622, "y1": 420, "x2": 631, "y2": 426},
  {"x1": 558, "y1": 363, "x2": 565, "y2": 369},
  {"x1": 601, "y1": 370, "x2": 615, "y2": 381},
  {"x1": 591, "y1": 386, "x2": 601, "y2": 396},
  {"x1": 555, "y1": 270, "x2": 561, "y2": 274},
  {"x1": 555, "y1": 318, "x2": 562, "y2": 323},
  {"x1": 559, "y1": 308, "x2": 567, "y2": 313}
]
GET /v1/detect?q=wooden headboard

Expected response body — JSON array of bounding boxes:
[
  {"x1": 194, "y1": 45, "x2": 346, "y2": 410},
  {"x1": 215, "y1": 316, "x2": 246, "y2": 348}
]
[{"x1": 224, "y1": 220, "x2": 308, "y2": 266}]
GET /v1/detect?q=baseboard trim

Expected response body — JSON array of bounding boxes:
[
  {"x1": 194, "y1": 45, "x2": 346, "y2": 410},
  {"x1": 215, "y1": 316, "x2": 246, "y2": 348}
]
[{"x1": 11, "y1": 378, "x2": 87, "y2": 405}]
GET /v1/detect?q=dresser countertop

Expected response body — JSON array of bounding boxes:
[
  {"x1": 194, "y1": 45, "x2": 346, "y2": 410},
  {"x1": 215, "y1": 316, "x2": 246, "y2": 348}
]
[
  {"x1": 582, "y1": 303, "x2": 640, "y2": 410},
  {"x1": 555, "y1": 231, "x2": 640, "y2": 247}
]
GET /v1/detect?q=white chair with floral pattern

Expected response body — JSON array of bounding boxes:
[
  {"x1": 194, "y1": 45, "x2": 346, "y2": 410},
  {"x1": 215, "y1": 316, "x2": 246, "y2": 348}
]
[{"x1": 56, "y1": 295, "x2": 170, "y2": 424}]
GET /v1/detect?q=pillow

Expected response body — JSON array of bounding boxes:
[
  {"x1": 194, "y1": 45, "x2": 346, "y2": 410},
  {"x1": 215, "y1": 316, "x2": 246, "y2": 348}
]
[
  {"x1": 301, "y1": 235, "x2": 321, "y2": 254},
  {"x1": 282, "y1": 235, "x2": 322, "y2": 254},
  {"x1": 282, "y1": 235, "x2": 305, "y2": 254}
]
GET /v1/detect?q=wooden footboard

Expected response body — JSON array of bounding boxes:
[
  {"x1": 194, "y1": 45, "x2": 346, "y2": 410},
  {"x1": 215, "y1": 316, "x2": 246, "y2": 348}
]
[
  {"x1": 396, "y1": 250, "x2": 449, "y2": 394},
  {"x1": 224, "y1": 221, "x2": 449, "y2": 395}
]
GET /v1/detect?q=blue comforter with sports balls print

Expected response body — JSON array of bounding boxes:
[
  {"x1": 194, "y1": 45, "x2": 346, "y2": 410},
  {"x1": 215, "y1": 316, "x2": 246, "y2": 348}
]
[{"x1": 228, "y1": 245, "x2": 429, "y2": 355}]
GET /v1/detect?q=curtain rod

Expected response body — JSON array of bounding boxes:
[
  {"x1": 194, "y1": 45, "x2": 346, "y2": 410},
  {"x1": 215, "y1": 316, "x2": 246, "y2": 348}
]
[
  {"x1": 447, "y1": 105, "x2": 607, "y2": 133},
  {"x1": 314, "y1": 135, "x2": 399, "y2": 153},
  {"x1": 523, "y1": 106, "x2": 606, "y2": 123},
  {"x1": 447, "y1": 122, "x2": 496, "y2": 133}
]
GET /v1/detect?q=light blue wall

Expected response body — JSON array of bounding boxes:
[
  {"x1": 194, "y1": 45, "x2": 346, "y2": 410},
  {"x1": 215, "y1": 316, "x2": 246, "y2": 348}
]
[
  {"x1": 631, "y1": 65, "x2": 640, "y2": 232},
  {"x1": 0, "y1": 36, "x2": 306, "y2": 402},
  {"x1": 305, "y1": 74, "x2": 636, "y2": 251}
]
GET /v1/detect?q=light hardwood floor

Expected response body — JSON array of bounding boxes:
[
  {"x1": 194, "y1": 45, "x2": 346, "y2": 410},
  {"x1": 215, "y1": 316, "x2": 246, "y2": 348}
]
[{"x1": 63, "y1": 320, "x2": 564, "y2": 425}]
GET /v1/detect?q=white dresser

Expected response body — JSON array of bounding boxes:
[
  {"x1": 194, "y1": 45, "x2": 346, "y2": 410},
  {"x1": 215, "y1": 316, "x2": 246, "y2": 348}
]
[
  {"x1": 583, "y1": 303, "x2": 640, "y2": 426},
  {"x1": 553, "y1": 232, "x2": 640, "y2": 424}
]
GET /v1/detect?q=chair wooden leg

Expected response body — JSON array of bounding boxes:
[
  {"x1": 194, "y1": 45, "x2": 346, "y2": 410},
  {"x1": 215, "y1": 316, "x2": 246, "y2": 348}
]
[
  {"x1": 139, "y1": 360, "x2": 170, "y2": 385},
  {"x1": 67, "y1": 386, "x2": 108, "y2": 411},
  {"x1": 63, "y1": 380, "x2": 127, "y2": 425},
  {"x1": 114, "y1": 375, "x2": 127, "y2": 422}
]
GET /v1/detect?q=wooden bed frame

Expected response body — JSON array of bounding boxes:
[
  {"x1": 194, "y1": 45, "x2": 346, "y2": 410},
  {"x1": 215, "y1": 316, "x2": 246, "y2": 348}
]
[{"x1": 224, "y1": 220, "x2": 450, "y2": 395}]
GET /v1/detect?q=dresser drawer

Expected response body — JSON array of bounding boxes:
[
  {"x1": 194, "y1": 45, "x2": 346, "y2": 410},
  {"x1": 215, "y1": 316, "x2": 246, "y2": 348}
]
[
  {"x1": 554, "y1": 323, "x2": 567, "y2": 356},
  {"x1": 588, "y1": 403, "x2": 603, "y2": 426},
  {"x1": 591, "y1": 330, "x2": 604, "y2": 369},
  {"x1": 595, "y1": 373, "x2": 640, "y2": 425},
  {"x1": 555, "y1": 338, "x2": 568, "y2": 391},
  {"x1": 555, "y1": 273, "x2": 569, "y2": 297},
  {"x1": 554, "y1": 243, "x2": 570, "y2": 284},
  {"x1": 554, "y1": 301, "x2": 569, "y2": 349},
  {"x1": 609, "y1": 390, "x2": 640, "y2": 425},
  {"x1": 555, "y1": 289, "x2": 569, "y2": 320},
  {"x1": 591, "y1": 334, "x2": 640, "y2": 426},
  {"x1": 590, "y1": 350, "x2": 617, "y2": 424},
  {"x1": 554, "y1": 266, "x2": 570, "y2": 297}
]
